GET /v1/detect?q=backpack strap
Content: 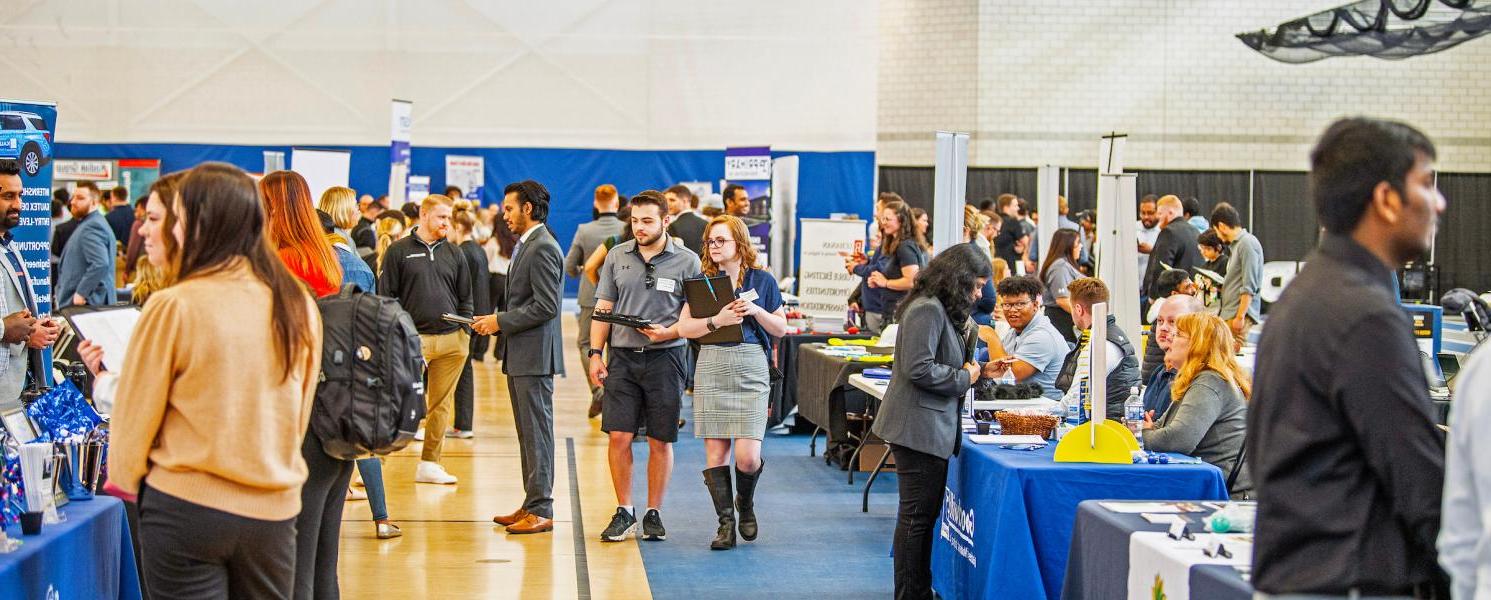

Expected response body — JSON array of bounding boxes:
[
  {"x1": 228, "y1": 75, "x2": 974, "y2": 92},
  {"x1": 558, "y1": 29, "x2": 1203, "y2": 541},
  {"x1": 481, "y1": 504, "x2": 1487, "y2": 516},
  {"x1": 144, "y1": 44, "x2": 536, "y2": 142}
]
[{"x1": 339, "y1": 283, "x2": 359, "y2": 298}]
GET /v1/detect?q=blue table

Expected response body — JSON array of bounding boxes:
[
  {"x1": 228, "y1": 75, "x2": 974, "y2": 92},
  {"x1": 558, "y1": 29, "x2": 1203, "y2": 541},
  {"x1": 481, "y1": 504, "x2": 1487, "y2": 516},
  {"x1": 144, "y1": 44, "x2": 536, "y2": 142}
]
[
  {"x1": 930, "y1": 439, "x2": 1228, "y2": 600},
  {"x1": 0, "y1": 496, "x2": 142, "y2": 599},
  {"x1": 1063, "y1": 500, "x2": 1251, "y2": 600}
]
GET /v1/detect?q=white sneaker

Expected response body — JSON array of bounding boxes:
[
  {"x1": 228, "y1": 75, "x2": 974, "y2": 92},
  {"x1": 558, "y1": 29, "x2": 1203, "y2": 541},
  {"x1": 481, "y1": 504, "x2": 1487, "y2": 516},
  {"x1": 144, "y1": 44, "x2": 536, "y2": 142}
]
[
  {"x1": 447, "y1": 429, "x2": 474, "y2": 439},
  {"x1": 415, "y1": 461, "x2": 458, "y2": 485},
  {"x1": 414, "y1": 428, "x2": 425, "y2": 441}
]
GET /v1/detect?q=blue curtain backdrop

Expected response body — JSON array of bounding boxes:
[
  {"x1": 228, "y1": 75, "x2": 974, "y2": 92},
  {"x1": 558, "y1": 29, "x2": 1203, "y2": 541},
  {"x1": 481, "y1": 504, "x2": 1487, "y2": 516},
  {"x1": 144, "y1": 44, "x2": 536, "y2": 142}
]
[{"x1": 54, "y1": 143, "x2": 874, "y2": 297}]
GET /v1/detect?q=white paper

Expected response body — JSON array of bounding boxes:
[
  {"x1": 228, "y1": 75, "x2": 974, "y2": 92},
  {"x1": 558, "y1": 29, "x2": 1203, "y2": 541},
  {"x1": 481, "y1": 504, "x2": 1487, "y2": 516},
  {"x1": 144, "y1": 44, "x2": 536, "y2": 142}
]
[
  {"x1": 68, "y1": 308, "x2": 142, "y2": 372},
  {"x1": 969, "y1": 434, "x2": 1047, "y2": 445},
  {"x1": 1142, "y1": 513, "x2": 1188, "y2": 525},
  {"x1": 1100, "y1": 502, "x2": 1183, "y2": 514},
  {"x1": 655, "y1": 278, "x2": 677, "y2": 293}
]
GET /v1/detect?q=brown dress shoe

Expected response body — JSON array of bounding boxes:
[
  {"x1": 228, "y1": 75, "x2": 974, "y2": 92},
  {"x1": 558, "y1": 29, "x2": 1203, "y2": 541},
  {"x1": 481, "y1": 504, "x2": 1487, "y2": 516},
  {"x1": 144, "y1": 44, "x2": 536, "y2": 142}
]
[
  {"x1": 492, "y1": 508, "x2": 529, "y2": 526},
  {"x1": 505, "y1": 513, "x2": 554, "y2": 535}
]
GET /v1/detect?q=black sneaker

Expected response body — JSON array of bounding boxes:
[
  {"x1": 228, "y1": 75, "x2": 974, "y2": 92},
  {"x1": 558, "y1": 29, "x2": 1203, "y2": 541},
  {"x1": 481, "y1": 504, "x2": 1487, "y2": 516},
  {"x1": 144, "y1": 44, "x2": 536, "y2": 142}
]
[
  {"x1": 600, "y1": 507, "x2": 637, "y2": 542},
  {"x1": 641, "y1": 509, "x2": 666, "y2": 541}
]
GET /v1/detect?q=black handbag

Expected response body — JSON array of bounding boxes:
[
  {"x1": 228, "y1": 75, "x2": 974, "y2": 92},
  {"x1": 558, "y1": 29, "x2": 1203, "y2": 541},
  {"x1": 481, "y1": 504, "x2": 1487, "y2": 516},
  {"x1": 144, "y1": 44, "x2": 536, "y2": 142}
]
[{"x1": 745, "y1": 318, "x2": 784, "y2": 383}]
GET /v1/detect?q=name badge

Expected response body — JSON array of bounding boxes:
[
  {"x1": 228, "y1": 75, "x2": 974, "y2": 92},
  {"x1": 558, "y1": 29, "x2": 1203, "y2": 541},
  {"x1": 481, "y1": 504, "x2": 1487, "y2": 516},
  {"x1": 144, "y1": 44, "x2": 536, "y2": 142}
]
[
  {"x1": 739, "y1": 289, "x2": 760, "y2": 303},
  {"x1": 655, "y1": 277, "x2": 678, "y2": 293}
]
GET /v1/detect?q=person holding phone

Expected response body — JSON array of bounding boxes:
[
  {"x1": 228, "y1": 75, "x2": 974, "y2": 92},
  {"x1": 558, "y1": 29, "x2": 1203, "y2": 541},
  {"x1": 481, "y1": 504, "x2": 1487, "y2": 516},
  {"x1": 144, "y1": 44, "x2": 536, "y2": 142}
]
[
  {"x1": 870, "y1": 243, "x2": 992, "y2": 600},
  {"x1": 674, "y1": 215, "x2": 786, "y2": 550},
  {"x1": 0, "y1": 159, "x2": 60, "y2": 411}
]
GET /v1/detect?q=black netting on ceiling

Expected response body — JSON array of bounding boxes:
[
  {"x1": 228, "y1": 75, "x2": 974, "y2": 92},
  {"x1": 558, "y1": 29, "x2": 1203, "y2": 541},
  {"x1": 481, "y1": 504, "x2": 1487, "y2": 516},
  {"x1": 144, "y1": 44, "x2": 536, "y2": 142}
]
[{"x1": 1238, "y1": 0, "x2": 1491, "y2": 63}]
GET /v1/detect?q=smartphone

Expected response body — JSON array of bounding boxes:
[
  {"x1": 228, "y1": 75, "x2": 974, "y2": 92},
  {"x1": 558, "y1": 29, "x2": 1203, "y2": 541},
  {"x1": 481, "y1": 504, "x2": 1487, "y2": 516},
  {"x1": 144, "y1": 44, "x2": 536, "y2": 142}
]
[{"x1": 441, "y1": 313, "x2": 476, "y2": 326}]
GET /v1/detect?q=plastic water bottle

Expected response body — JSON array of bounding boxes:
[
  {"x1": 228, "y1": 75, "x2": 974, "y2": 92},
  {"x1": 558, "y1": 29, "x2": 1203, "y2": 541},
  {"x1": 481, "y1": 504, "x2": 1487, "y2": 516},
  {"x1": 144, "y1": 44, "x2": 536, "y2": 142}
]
[
  {"x1": 1124, "y1": 386, "x2": 1145, "y2": 449},
  {"x1": 1078, "y1": 380, "x2": 1090, "y2": 424},
  {"x1": 1064, "y1": 391, "x2": 1081, "y2": 427}
]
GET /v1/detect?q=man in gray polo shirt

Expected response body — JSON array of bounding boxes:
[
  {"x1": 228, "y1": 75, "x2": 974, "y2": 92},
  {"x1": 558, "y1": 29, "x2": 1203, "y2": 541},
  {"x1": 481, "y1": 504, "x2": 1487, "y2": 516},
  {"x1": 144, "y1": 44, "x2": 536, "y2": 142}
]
[
  {"x1": 589, "y1": 190, "x2": 702, "y2": 543},
  {"x1": 1210, "y1": 203, "x2": 1263, "y2": 350}
]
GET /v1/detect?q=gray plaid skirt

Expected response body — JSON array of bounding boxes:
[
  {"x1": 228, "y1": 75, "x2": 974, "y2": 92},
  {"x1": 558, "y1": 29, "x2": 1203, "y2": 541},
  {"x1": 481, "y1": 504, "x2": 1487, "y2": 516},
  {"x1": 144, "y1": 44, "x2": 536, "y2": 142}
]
[{"x1": 693, "y1": 343, "x2": 770, "y2": 440}]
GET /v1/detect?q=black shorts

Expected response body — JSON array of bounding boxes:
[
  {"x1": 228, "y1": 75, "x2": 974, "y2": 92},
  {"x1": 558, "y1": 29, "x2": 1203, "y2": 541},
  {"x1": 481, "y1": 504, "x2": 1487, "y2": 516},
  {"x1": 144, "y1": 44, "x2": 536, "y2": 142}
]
[{"x1": 601, "y1": 345, "x2": 688, "y2": 443}]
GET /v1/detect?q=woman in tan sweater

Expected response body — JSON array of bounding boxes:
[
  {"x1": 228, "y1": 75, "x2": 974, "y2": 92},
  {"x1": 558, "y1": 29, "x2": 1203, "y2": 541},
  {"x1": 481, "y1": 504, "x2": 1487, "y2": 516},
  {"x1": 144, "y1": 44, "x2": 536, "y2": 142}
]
[{"x1": 105, "y1": 162, "x2": 322, "y2": 600}]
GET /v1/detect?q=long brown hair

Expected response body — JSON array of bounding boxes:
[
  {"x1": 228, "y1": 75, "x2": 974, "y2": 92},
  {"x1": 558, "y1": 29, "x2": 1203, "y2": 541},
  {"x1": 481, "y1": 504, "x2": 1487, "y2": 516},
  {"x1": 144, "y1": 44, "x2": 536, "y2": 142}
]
[
  {"x1": 700, "y1": 215, "x2": 758, "y2": 289},
  {"x1": 1039, "y1": 228, "x2": 1081, "y2": 281},
  {"x1": 147, "y1": 171, "x2": 187, "y2": 284},
  {"x1": 1171, "y1": 313, "x2": 1252, "y2": 403},
  {"x1": 880, "y1": 200, "x2": 923, "y2": 256},
  {"x1": 259, "y1": 171, "x2": 342, "y2": 291},
  {"x1": 177, "y1": 163, "x2": 316, "y2": 381}
]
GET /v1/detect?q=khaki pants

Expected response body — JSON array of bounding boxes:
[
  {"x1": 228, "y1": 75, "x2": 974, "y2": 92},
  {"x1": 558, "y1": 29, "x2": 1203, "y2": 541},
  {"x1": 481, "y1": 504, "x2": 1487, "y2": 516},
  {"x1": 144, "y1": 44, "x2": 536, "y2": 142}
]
[{"x1": 420, "y1": 330, "x2": 470, "y2": 462}]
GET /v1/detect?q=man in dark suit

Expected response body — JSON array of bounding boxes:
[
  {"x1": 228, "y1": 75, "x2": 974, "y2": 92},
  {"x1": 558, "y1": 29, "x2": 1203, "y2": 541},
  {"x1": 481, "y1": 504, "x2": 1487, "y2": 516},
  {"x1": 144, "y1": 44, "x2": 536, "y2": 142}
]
[
  {"x1": 56, "y1": 182, "x2": 118, "y2": 306},
  {"x1": 474, "y1": 180, "x2": 565, "y2": 535},
  {"x1": 1141, "y1": 194, "x2": 1201, "y2": 301},
  {"x1": 665, "y1": 184, "x2": 707, "y2": 255}
]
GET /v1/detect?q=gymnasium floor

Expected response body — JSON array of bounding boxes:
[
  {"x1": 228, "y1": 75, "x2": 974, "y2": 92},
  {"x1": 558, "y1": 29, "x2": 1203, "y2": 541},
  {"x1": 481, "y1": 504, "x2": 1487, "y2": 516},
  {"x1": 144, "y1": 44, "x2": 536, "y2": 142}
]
[{"x1": 335, "y1": 314, "x2": 897, "y2": 599}]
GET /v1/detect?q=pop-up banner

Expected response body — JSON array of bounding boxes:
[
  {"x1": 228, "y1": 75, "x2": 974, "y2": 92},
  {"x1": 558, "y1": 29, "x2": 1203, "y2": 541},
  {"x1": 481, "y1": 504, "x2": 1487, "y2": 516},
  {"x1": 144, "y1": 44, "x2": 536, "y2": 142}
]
[
  {"x1": 388, "y1": 99, "x2": 412, "y2": 207},
  {"x1": 0, "y1": 99, "x2": 55, "y2": 314},
  {"x1": 725, "y1": 146, "x2": 772, "y2": 268},
  {"x1": 796, "y1": 218, "x2": 866, "y2": 330}
]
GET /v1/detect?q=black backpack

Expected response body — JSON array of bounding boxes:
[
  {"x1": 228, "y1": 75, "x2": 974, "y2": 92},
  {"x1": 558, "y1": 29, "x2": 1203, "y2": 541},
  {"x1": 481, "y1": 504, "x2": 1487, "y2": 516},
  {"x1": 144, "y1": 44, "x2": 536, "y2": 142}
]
[{"x1": 311, "y1": 285, "x2": 426, "y2": 460}]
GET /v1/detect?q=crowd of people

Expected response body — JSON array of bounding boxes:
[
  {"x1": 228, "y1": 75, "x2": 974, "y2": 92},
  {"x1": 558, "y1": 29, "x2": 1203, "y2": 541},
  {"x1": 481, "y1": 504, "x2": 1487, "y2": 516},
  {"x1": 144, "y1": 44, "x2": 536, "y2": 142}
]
[{"x1": 0, "y1": 115, "x2": 1476, "y2": 600}]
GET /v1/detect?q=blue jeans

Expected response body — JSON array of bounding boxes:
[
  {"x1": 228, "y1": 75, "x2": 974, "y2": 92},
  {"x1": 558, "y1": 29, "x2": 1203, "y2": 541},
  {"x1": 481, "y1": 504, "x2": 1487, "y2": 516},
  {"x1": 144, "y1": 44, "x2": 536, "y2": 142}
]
[{"x1": 356, "y1": 457, "x2": 389, "y2": 522}]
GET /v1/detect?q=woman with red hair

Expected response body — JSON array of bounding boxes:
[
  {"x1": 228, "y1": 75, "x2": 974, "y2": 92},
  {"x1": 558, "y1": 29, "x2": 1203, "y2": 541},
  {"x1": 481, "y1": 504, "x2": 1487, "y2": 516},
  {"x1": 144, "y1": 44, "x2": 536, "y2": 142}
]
[{"x1": 258, "y1": 170, "x2": 351, "y2": 598}]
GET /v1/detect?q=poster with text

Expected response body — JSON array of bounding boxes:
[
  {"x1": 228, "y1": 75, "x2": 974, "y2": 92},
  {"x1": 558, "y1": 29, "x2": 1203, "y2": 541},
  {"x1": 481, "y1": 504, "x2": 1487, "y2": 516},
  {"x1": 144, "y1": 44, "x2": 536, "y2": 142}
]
[
  {"x1": 444, "y1": 155, "x2": 484, "y2": 204},
  {"x1": 388, "y1": 99, "x2": 412, "y2": 207},
  {"x1": 796, "y1": 218, "x2": 866, "y2": 331},
  {"x1": 1, "y1": 99, "x2": 57, "y2": 388},
  {"x1": 725, "y1": 146, "x2": 771, "y2": 269}
]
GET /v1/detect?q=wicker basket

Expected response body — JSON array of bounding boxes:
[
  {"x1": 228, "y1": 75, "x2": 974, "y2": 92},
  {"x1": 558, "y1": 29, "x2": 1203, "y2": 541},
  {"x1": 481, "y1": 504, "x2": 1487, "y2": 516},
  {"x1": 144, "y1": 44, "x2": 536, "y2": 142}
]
[{"x1": 994, "y1": 413, "x2": 1060, "y2": 438}]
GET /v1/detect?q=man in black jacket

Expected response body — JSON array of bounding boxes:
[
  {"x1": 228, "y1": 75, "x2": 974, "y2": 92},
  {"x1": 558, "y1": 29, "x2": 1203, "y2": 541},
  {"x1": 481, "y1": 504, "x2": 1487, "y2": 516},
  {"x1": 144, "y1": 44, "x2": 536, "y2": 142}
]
[
  {"x1": 665, "y1": 184, "x2": 707, "y2": 256},
  {"x1": 379, "y1": 194, "x2": 472, "y2": 486},
  {"x1": 1140, "y1": 195, "x2": 1201, "y2": 301},
  {"x1": 1251, "y1": 117, "x2": 1448, "y2": 598}
]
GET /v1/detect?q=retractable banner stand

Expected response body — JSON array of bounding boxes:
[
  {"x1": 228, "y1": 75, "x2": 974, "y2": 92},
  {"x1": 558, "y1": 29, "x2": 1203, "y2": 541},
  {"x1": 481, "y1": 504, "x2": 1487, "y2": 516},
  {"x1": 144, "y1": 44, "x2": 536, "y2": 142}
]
[
  {"x1": 1, "y1": 99, "x2": 57, "y2": 386},
  {"x1": 388, "y1": 99, "x2": 413, "y2": 207},
  {"x1": 725, "y1": 146, "x2": 772, "y2": 268},
  {"x1": 444, "y1": 155, "x2": 484, "y2": 203},
  {"x1": 797, "y1": 218, "x2": 867, "y2": 331}
]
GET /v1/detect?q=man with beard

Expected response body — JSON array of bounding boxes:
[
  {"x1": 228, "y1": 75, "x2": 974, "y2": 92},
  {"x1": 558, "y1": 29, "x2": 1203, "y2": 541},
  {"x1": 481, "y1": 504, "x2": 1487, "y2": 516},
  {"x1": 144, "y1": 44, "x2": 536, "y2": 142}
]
[
  {"x1": 1135, "y1": 195, "x2": 1161, "y2": 295},
  {"x1": 0, "y1": 160, "x2": 60, "y2": 410},
  {"x1": 589, "y1": 190, "x2": 701, "y2": 543}
]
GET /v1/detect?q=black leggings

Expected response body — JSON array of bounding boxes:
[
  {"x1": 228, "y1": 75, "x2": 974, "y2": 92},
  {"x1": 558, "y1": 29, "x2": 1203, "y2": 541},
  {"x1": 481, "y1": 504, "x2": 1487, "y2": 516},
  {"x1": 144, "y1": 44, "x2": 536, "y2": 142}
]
[
  {"x1": 294, "y1": 432, "x2": 355, "y2": 599},
  {"x1": 890, "y1": 444, "x2": 949, "y2": 600},
  {"x1": 137, "y1": 486, "x2": 297, "y2": 600}
]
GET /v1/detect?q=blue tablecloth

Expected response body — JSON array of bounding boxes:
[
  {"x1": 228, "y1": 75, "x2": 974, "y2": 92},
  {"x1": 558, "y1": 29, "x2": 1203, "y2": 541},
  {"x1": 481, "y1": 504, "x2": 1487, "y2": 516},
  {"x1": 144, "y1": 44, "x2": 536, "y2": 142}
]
[
  {"x1": 930, "y1": 439, "x2": 1228, "y2": 600},
  {"x1": 0, "y1": 496, "x2": 142, "y2": 599},
  {"x1": 1063, "y1": 500, "x2": 1251, "y2": 600}
]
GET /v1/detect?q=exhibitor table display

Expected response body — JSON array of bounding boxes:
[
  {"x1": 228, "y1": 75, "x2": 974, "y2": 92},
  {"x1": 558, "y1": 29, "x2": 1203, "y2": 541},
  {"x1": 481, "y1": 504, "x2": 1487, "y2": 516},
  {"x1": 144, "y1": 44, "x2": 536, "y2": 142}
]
[
  {"x1": 1063, "y1": 499, "x2": 1252, "y2": 600},
  {"x1": 929, "y1": 440, "x2": 1228, "y2": 600},
  {"x1": 794, "y1": 341, "x2": 891, "y2": 459},
  {"x1": 0, "y1": 495, "x2": 141, "y2": 599},
  {"x1": 770, "y1": 332, "x2": 873, "y2": 428}
]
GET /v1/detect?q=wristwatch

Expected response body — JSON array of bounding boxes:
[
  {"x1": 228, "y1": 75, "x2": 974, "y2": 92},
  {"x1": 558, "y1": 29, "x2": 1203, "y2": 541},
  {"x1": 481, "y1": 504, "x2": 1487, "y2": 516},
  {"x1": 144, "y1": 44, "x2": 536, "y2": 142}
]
[
  {"x1": 588, "y1": 349, "x2": 604, "y2": 358},
  {"x1": 706, "y1": 317, "x2": 718, "y2": 332}
]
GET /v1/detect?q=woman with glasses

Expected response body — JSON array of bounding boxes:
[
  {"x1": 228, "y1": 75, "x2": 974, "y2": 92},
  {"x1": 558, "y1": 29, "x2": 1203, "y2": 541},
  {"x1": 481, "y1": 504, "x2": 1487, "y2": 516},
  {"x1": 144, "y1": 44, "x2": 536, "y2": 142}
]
[
  {"x1": 676, "y1": 215, "x2": 787, "y2": 550},
  {"x1": 870, "y1": 243, "x2": 991, "y2": 599},
  {"x1": 1143, "y1": 312, "x2": 1252, "y2": 497}
]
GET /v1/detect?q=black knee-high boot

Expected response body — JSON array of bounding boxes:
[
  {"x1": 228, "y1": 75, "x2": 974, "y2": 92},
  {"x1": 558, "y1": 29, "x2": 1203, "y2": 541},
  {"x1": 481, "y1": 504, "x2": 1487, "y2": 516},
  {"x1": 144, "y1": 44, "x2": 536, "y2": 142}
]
[
  {"x1": 703, "y1": 466, "x2": 736, "y2": 550},
  {"x1": 735, "y1": 461, "x2": 764, "y2": 541}
]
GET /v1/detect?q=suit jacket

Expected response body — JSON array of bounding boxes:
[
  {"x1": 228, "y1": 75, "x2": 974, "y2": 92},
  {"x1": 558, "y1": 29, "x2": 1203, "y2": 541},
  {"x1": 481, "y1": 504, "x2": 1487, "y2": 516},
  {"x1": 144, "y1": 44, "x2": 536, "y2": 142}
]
[
  {"x1": 564, "y1": 214, "x2": 623, "y2": 307},
  {"x1": 667, "y1": 211, "x2": 708, "y2": 256},
  {"x1": 870, "y1": 295, "x2": 974, "y2": 459},
  {"x1": 498, "y1": 224, "x2": 565, "y2": 377},
  {"x1": 56, "y1": 211, "x2": 118, "y2": 306},
  {"x1": 1142, "y1": 218, "x2": 1201, "y2": 299}
]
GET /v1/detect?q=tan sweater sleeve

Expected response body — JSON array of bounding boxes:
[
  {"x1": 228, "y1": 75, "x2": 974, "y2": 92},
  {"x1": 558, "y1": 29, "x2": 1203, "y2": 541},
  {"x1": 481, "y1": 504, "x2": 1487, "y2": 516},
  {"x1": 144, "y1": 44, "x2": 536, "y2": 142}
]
[
  {"x1": 297, "y1": 305, "x2": 323, "y2": 434},
  {"x1": 106, "y1": 295, "x2": 184, "y2": 496}
]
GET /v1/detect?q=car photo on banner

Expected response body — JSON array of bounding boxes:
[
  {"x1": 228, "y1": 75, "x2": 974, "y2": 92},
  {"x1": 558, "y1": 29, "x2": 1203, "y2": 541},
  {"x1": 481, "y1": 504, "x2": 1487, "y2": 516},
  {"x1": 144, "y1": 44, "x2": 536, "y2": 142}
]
[{"x1": 0, "y1": 110, "x2": 53, "y2": 177}]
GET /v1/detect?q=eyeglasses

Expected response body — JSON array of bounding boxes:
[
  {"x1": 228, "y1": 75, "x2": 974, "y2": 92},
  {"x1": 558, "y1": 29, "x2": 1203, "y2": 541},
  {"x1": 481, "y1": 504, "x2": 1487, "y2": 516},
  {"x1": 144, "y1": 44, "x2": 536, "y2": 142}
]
[
  {"x1": 1000, "y1": 300, "x2": 1035, "y2": 311},
  {"x1": 704, "y1": 238, "x2": 732, "y2": 248},
  {"x1": 644, "y1": 262, "x2": 656, "y2": 289}
]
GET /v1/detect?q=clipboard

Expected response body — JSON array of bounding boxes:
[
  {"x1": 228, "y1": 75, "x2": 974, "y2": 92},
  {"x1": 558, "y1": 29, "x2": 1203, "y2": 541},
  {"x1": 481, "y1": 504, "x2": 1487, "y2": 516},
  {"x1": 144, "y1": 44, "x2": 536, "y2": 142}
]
[
  {"x1": 684, "y1": 275, "x2": 744, "y2": 345},
  {"x1": 58, "y1": 305, "x2": 142, "y2": 373}
]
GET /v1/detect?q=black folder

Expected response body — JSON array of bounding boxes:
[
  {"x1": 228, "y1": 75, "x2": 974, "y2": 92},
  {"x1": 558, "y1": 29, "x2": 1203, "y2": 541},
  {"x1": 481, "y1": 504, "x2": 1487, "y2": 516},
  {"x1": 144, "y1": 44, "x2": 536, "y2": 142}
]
[{"x1": 684, "y1": 275, "x2": 744, "y2": 345}]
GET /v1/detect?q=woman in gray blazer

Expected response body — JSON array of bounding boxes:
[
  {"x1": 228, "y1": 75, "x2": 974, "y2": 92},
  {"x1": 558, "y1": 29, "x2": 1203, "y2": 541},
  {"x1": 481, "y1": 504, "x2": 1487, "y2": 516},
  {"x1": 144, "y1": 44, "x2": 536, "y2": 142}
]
[
  {"x1": 870, "y1": 243, "x2": 992, "y2": 600},
  {"x1": 1143, "y1": 312, "x2": 1252, "y2": 497}
]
